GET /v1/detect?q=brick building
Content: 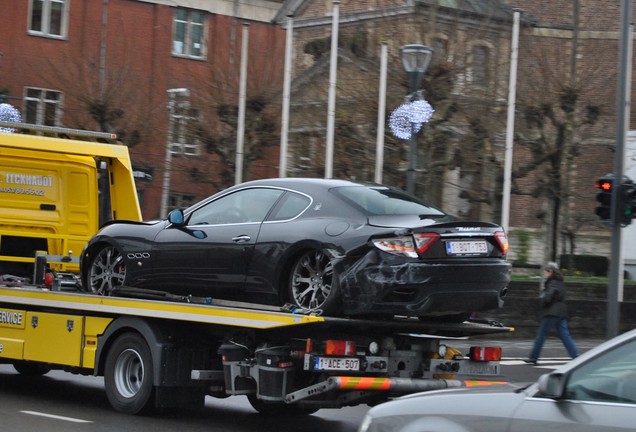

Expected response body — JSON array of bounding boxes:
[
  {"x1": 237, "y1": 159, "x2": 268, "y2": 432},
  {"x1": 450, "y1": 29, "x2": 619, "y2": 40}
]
[
  {"x1": 1, "y1": 0, "x2": 632, "y2": 267},
  {"x1": 1, "y1": 0, "x2": 286, "y2": 218}
]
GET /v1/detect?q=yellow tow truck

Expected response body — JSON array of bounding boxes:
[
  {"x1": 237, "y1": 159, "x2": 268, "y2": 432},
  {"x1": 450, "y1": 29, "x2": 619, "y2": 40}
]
[{"x1": 0, "y1": 122, "x2": 511, "y2": 416}]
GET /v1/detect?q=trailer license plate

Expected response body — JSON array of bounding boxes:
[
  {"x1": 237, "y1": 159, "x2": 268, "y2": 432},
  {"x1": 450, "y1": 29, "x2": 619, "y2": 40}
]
[
  {"x1": 446, "y1": 240, "x2": 488, "y2": 256},
  {"x1": 314, "y1": 357, "x2": 360, "y2": 371}
]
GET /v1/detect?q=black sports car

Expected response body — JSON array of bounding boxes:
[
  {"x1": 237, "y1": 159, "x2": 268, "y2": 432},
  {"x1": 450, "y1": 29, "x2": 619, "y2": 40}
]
[{"x1": 80, "y1": 178, "x2": 511, "y2": 319}]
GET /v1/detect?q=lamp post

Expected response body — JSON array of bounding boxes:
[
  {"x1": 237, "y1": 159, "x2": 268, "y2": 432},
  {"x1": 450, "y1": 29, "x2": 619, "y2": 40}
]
[
  {"x1": 160, "y1": 88, "x2": 190, "y2": 219},
  {"x1": 400, "y1": 44, "x2": 433, "y2": 195}
]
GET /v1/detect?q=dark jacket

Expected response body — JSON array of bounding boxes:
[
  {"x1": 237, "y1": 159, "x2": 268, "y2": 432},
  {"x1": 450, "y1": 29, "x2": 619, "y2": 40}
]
[{"x1": 540, "y1": 277, "x2": 568, "y2": 318}]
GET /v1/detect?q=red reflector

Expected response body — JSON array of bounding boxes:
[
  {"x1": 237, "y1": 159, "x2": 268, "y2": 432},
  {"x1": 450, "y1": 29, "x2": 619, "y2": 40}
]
[
  {"x1": 325, "y1": 340, "x2": 356, "y2": 356},
  {"x1": 414, "y1": 232, "x2": 440, "y2": 254},
  {"x1": 469, "y1": 346, "x2": 502, "y2": 361}
]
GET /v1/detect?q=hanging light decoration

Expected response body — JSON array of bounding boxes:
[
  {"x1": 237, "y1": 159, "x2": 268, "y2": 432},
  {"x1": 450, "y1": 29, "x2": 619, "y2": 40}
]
[
  {"x1": 389, "y1": 103, "x2": 419, "y2": 140},
  {"x1": 389, "y1": 99, "x2": 434, "y2": 140},
  {"x1": 409, "y1": 100, "x2": 434, "y2": 124},
  {"x1": 0, "y1": 103, "x2": 22, "y2": 132}
]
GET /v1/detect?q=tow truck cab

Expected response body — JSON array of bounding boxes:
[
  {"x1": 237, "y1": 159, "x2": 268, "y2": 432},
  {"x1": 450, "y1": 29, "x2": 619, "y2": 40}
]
[{"x1": 0, "y1": 122, "x2": 141, "y2": 276}]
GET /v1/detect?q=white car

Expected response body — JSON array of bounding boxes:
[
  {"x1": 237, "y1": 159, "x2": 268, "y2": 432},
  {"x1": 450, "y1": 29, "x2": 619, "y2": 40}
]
[{"x1": 359, "y1": 328, "x2": 636, "y2": 432}]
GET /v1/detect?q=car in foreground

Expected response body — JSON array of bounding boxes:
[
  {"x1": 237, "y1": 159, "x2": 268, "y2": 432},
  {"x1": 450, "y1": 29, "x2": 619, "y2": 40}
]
[
  {"x1": 80, "y1": 178, "x2": 510, "y2": 319},
  {"x1": 358, "y1": 328, "x2": 636, "y2": 432}
]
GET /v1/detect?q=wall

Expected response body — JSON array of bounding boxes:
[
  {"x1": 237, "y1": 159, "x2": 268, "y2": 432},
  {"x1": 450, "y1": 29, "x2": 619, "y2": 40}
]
[
  {"x1": 507, "y1": 227, "x2": 611, "y2": 268},
  {"x1": 483, "y1": 280, "x2": 636, "y2": 338}
]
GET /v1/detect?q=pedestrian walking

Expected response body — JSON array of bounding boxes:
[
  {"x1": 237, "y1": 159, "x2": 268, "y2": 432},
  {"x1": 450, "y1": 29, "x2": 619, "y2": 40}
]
[{"x1": 525, "y1": 261, "x2": 578, "y2": 364}]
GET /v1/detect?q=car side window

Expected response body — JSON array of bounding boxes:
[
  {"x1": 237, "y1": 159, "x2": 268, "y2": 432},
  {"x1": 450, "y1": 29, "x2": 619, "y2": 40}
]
[
  {"x1": 187, "y1": 188, "x2": 284, "y2": 225},
  {"x1": 267, "y1": 192, "x2": 311, "y2": 221},
  {"x1": 565, "y1": 339, "x2": 636, "y2": 404}
]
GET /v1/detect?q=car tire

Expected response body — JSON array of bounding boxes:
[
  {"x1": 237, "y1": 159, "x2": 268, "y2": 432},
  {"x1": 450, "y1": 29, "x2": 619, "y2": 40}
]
[
  {"x1": 288, "y1": 249, "x2": 342, "y2": 316},
  {"x1": 87, "y1": 245, "x2": 126, "y2": 295},
  {"x1": 104, "y1": 332, "x2": 155, "y2": 415},
  {"x1": 247, "y1": 394, "x2": 319, "y2": 416}
]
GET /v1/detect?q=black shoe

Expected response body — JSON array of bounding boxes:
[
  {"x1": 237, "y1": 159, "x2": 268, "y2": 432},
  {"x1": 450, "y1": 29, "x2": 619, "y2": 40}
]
[{"x1": 523, "y1": 359, "x2": 538, "y2": 365}]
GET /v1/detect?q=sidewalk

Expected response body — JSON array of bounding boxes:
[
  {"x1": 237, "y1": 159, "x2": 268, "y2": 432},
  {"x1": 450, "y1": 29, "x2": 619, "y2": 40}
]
[{"x1": 451, "y1": 337, "x2": 606, "y2": 359}]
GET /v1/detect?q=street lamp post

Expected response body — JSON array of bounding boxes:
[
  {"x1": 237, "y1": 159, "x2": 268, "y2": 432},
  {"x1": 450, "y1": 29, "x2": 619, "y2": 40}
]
[
  {"x1": 400, "y1": 44, "x2": 433, "y2": 195},
  {"x1": 160, "y1": 88, "x2": 190, "y2": 219}
]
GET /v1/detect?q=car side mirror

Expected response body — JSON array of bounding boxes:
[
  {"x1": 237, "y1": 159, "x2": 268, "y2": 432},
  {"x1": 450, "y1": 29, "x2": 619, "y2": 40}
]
[
  {"x1": 537, "y1": 372, "x2": 566, "y2": 398},
  {"x1": 168, "y1": 209, "x2": 185, "y2": 226}
]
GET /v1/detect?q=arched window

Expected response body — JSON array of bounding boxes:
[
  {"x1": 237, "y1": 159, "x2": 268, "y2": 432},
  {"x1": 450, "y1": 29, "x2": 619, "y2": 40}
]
[
  {"x1": 431, "y1": 38, "x2": 448, "y2": 64},
  {"x1": 471, "y1": 45, "x2": 490, "y2": 87}
]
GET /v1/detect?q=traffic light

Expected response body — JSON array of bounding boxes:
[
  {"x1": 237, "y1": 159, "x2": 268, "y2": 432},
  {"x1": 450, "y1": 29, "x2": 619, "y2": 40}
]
[
  {"x1": 595, "y1": 174, "x2": 636, "y2": 226},
  {"x1": 595, "y1": 175, "x2": 613, "y2": 222},
  {"x1": 619, "y1": 182, "x2": 636, "y2": 225}
]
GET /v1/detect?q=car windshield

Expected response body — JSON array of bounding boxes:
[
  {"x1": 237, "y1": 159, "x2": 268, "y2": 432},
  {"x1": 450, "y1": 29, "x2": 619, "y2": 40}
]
[{"x1": 331, "y1": 185, "x2": 446, "y2": 217}]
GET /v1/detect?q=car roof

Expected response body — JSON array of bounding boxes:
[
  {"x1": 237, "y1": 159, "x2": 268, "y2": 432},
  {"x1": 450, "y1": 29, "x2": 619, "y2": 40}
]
[{"x1": 236, "y1": 178, "x2": 377, "y2": 189}]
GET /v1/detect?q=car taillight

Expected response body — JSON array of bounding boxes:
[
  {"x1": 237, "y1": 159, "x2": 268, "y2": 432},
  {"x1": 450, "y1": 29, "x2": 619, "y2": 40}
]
[
  {"x1": 372, "y1": 236, "x2": 418, "y2": 258},
  {"x1": 469, "y1": 346, "x2": 502, "y2": 361},
  {"x1": 325, "y1": 339, "x2": 356, "y2": 356},
  {"x1": 372, "y1": 233, "x2": 440, "y2": 258},
  {"x1": 494, "y1": 231, "x2": 509, "y2": 255}
]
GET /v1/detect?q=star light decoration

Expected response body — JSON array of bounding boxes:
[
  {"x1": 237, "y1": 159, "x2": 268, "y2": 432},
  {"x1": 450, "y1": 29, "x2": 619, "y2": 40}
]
[
  {"x1": 389, "y1": 99, "x2": 434, "y2": 140},
  {"x1": 0, "y1": 103, "x2": 22, "y2": 132}
]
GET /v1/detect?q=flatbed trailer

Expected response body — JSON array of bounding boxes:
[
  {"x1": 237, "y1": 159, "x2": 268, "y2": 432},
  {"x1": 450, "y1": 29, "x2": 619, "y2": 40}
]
[{"x1": 0, "y1": 285, "x2": 512, "y2": 415}]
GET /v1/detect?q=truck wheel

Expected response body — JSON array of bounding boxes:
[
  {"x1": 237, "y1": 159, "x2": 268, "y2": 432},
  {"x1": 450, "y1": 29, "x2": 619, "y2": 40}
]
[
  {"x1": 87, "y1": 245, "x2": 126, "y2": 295},
  {"x1": 13, "y1": 361, "x2": 51, "y2": 376},
  {"x1": 104, "y1": 332, "x2": 155, "y2": 415},
  {"x1": 247, "y1": 394, "x2": 319, "y2": 416},
  {"x1": 288, "y1": 250, "x2": 342, "y2": 316}
]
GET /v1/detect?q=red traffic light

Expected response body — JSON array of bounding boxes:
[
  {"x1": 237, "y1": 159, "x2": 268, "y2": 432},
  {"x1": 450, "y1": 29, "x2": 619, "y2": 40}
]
[{"x1": 595, "y1": 180, "x2": 612, "y2": 191}]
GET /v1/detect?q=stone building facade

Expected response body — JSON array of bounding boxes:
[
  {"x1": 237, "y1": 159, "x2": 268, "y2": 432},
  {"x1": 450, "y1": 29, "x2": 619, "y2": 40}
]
[{"x1": 277, "y1": 0, "x2": 626, "y2": 268}]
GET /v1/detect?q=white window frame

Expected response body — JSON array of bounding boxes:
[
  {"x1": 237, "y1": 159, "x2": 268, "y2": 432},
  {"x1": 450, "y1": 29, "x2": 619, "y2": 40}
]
[
  {"x1": 28, "y1": 0, "x2": 69, "y2": 39},
  {"x1": 23, "y1": 87, "x2": 64, "y2": 126},
  {"x1": 172, "y1": 8, "x2": 207, "y2": 59}
]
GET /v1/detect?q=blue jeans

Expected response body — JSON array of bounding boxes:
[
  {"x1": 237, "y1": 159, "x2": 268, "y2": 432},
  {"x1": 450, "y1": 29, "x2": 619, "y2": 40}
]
[{"x1": 529, "y1": 316, "x2": 578, "y2": 361}]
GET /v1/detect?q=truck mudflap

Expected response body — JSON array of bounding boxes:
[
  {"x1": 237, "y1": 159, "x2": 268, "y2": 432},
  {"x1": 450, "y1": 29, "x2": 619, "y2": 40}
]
[{"x1": 284, "y1": 376, "x2": 508, "y2": 404}]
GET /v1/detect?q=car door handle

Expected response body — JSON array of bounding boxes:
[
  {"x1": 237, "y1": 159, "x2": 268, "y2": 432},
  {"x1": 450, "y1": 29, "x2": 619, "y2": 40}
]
[{"x1": 232, "y1": 235, "x2": 251, "y2": 243}]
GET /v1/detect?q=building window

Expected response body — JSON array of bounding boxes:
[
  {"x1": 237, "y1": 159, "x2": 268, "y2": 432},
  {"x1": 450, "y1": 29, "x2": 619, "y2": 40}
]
[
  {"x1": 29, "y1": 0, "x2": 68, "y2": 38},
  {"x1": 470, "y1": 45, "x2": 490, "y2": 87},
  {"x1": 169, "y1": 193, "x2": 196, "y2": 209},
  {"x1": 431, "y1": 38, "x2": 448, "y2": 64},
  {"x1": 173, "y1": 8, "x2": 206, "y2": 58},
  {"x1": 169, "y1": 105, "x2": 200, "y2": 156},
  {"x1": 24, "y1": 88, "x2": 63, "y2": 126}
]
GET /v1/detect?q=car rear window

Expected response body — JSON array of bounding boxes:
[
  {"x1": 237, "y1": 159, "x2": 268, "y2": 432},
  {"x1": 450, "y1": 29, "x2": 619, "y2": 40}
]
[{"x1": 331, "y1": 185, "x2": 445, "y2": 217}]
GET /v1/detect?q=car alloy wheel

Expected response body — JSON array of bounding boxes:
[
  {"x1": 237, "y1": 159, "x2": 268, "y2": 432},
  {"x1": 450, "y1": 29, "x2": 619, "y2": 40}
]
[
  {"x1": 88, "y1": 246, "x2": 126, "y2": 295},
  {"x1": 289, "y1": 249, "x2": 341, "y2": 314}
]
